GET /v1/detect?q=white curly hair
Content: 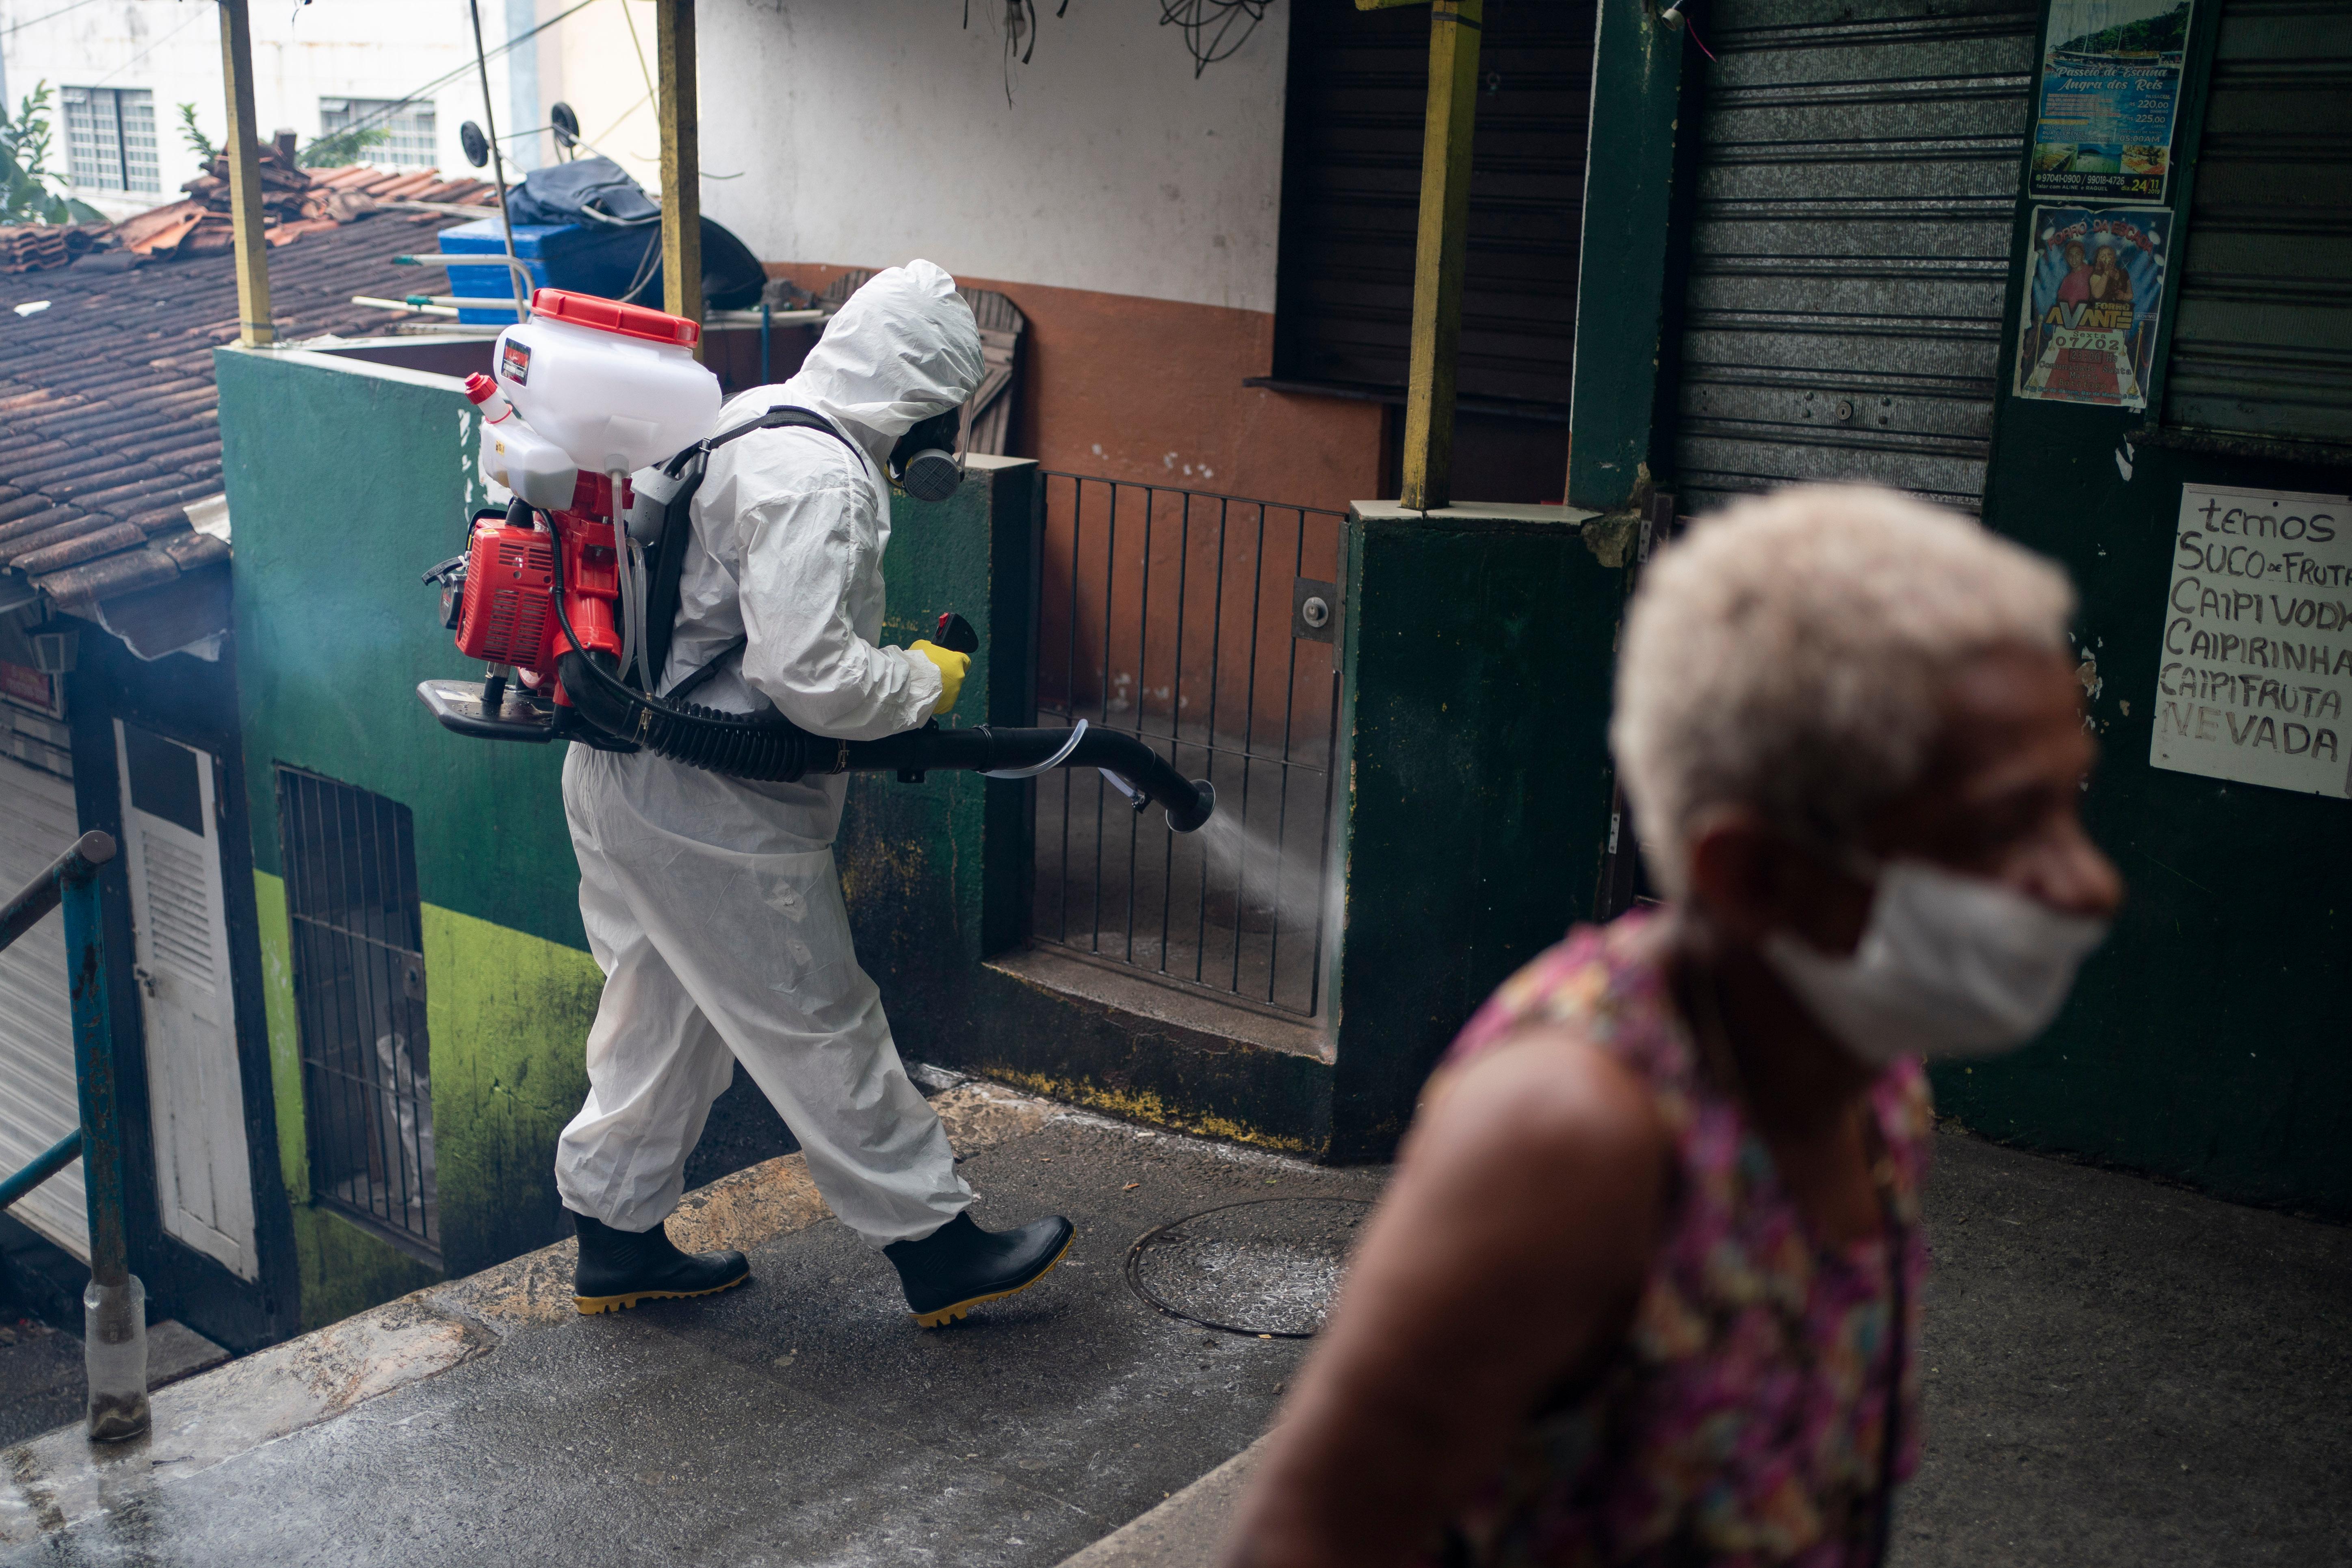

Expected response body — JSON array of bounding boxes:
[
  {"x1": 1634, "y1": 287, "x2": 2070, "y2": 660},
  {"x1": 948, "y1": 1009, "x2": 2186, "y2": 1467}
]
[{"x1": 1611, "y1": 483, "x2": 2077, "y2": 899}]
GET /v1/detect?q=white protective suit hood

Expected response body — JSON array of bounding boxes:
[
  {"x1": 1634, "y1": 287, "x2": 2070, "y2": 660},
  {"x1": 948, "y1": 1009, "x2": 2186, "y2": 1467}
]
[{"x1": 782, "y1": 260, "x2": 983, "y2": 446}]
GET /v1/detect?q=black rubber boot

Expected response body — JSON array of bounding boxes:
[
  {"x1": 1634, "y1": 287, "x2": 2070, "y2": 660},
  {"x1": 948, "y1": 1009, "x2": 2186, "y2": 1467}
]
[
  {"x1": 571, "y1": 1211, "x2": 749, "y2": 1315},
  {"x1": 884, "y1": 1211, "x2": 1076, "y2": 1327}
]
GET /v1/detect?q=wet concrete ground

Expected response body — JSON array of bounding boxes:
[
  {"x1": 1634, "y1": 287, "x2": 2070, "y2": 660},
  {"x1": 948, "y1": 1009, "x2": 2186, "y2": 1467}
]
[
  {"x1": 0, "y1": 1082, "x2": 2343, "y2": 1566},
  {"x1": 0, "y1": 1084, "x2": 1381, "y2": 1567}
]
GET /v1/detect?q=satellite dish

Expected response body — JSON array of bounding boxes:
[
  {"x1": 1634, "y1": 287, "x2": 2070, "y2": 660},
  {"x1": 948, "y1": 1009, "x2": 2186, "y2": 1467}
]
[
  {"x1": 550, "y1": 101, "x2": 580, "y2": 153},
  {"x1": 459, "y1": 120, "x2": 490, "y2": 169}
]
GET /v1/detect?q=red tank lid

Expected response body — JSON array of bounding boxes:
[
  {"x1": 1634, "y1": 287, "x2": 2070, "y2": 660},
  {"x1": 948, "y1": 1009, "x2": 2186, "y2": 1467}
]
[{"x1": 529, "y1": 288, "x2": 702, "y2": 348}]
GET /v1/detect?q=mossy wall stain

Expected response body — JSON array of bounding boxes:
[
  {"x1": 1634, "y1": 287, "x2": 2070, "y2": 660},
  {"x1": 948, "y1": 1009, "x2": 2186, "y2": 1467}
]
[
  {"x1": 255, "y1": 875, "x2": 602, "y2": 1323},
  {"x1": 288, "y1": 1205, "x2": 441, "y2": 1333},
  {"x1": 421, "y1": 903, "x2": 600, "y2": 1272}
]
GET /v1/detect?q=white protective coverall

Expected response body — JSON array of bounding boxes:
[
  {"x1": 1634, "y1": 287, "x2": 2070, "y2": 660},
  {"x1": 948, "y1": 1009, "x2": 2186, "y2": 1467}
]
[{"x1": 553, "y1": 260, "x2": 982, "y2": 1247}]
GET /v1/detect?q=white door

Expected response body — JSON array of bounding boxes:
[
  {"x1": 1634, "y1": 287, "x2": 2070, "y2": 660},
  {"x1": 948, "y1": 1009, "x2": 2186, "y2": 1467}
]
[
  {"x1": 0, "y1": 754, "x2": 89, "y2": 1263},
  {"x1": 114, "y1": 721, "x2": 256, "y2": 1280}
]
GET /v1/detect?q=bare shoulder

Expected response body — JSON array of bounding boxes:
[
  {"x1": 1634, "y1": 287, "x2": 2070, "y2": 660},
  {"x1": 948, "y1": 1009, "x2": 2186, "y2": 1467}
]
[
  {"x1": 1423, "y1": 1027, "x2": 1665, "y2": 1150},
  {"x1": 1410, "y1": 1030, "x2": 1670, "y2": 1206}
]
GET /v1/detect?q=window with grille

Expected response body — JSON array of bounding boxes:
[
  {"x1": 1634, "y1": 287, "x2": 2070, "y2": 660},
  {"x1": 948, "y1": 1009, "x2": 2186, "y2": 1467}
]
[
  {"x1": 276, "y1": 767, "x2": 439, "y2": 1262},
  {"x1": 61, "y1": 87, "x2": 159, "y2": 194},
  {"x1": 317, "y1": 98, "x2": 439, "y2": 168}
]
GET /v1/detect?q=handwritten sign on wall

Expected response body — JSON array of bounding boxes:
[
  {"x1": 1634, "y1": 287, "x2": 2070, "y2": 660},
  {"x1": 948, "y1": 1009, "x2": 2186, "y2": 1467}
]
[{"x1": 2153, "y1": 483, "x2": 2352, "y2": 798}]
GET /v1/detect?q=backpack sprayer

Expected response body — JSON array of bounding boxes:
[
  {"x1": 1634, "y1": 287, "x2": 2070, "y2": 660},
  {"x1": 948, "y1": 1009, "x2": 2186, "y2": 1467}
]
[{"x1": 414, "y1": 288, "x2": 1215, "y2": 833}]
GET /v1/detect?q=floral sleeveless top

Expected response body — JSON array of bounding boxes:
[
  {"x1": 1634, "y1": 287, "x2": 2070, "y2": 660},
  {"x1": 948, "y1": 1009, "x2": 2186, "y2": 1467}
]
[{"x1": 1439, "y1": 913, "x2": 1930, "y2": 1568}]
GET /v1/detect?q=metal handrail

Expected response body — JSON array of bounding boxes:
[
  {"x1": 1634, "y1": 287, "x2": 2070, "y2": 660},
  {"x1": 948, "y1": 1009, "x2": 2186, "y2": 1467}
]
[
  {"x1": 0, "y1": 829, "x2": 114, "y2": 952},
  {"x1": 0, "y1": 1128, "x2": 84, "y2": 1211},
  {"x1": 0, "y1": 827, "x2": 151, "y2": 1441}
]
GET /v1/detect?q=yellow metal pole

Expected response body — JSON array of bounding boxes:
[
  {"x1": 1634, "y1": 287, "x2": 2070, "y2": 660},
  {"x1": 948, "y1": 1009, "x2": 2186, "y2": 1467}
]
[
  {"x1": 216, "y1": 0, "x2": 273, "y2": 347},
  {"x1": 655, "y1": 0, "x2": 703, "y2": 357},
  {"x1": 1397, "y1": 0, "x2": 1481, "y2": 511}
]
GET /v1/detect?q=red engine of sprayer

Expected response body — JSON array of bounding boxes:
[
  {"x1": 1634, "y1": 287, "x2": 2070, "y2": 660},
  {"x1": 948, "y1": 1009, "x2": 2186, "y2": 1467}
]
[{"x1": 451, "y1": 470, "x2": 630, "y2": 704}]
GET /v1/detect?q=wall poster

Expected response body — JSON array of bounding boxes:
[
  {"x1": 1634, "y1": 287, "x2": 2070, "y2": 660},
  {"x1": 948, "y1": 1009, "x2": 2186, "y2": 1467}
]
[
  {"x1": 2030, "y1": 0, "x2": 2194, "y2": 201},
  {"x1": 2014, "y1": 206, "x2": 2171, "y2": 409},
  {"x1": 2153, "y1": 483, "x2": 2352, "y2": 799}
]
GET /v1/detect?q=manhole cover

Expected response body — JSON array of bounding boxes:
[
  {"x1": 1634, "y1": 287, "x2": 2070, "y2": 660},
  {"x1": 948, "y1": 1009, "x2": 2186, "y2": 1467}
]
[{"x1": 1124, "y1": 1197, "x2": 1374, "y2": 1338}]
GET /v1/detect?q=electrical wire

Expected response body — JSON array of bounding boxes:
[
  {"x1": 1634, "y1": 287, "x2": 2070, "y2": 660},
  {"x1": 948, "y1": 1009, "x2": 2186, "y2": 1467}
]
[
  {"x1": 466, "y1": 0, "x2": 532, "y2": 322},
  {"x1": 292, "y1": 0, "x2": 601, "y2": 163},
  {"x1": 2, "y1": 0, "x2": 108, "y2": 37},
  {"x1": 620, "y1": 0, "x2": 659, "y2": 115},
  {"x1": 88, "y1": 4, "x2": 205, "y2": 90},
  {"x1": 964, "y1": 0, "x2": 1068, "y2": 105},
  {"x1": 1157, "y1": 0, "x2": 1270, "y2": 78}
]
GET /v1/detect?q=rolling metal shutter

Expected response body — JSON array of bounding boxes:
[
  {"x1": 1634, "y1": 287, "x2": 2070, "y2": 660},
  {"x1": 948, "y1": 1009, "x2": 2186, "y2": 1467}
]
[
  {"x1": 0, "y1": 753, "x2": 89, "y2": 1262},
  {"x1": 1271, "y1": 0, "x2": 1595, "y2": 413},
  {"x1": 1671, "y1": 2, "x2": 2041, "y2": 514},
  {"x1": 2160, "y1": 0, "x2": 2352, "y2": 448}
]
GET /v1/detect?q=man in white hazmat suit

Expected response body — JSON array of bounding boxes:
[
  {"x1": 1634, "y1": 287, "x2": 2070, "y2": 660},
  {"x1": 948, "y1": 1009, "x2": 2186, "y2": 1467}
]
[{"x1": 554, "y1": 260, "x2": 1074, "y2": 1326}]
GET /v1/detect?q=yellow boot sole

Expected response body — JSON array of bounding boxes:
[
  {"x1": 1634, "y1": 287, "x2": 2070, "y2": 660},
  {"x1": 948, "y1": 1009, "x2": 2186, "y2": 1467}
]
[
  {"x1": 909, "y1": 1229, "x2": 1076, "y2": 1328},
  {"x1": 573, "y1": 1267, "x2": 749, "y2": 1315}
]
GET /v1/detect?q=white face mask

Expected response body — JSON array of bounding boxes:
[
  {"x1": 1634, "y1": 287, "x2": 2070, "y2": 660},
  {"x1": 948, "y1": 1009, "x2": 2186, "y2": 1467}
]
[{"x1": 1761, "y1": 860, "x2": 2110, "y2": 1066}]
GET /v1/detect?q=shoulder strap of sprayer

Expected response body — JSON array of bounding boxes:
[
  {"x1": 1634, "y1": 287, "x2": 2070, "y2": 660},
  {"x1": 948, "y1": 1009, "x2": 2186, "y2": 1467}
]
[{"x1": 639, "y1": 405, "x2": 870, "y2": 697}]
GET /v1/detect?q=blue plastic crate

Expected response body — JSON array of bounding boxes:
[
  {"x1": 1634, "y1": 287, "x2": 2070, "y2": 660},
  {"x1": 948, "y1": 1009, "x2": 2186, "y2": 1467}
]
[{"x1": 437, "y1": 218, "x2": 660, "y2": 325}]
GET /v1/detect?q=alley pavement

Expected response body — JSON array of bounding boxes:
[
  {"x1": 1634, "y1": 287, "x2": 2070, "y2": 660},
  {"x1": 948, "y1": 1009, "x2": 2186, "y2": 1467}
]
[
  {"x1": 0, "y1": 1078, "x2": 1380, "y2": 1566},
  {"x1": 0, "y1": 1076, "x2": 2344, "y2": 1566}
]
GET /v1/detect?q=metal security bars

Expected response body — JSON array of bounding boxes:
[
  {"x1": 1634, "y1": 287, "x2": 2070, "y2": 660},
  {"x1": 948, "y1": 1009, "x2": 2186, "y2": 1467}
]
[
  {"x1": 61, "y1": 87, "x2": 160, "y2": 195},
  {"x1": 276, "y1": 768, "x2": 439, "y2": 1261},
  {"x1": 1034, "y1": 475, "x2": 1345, "y2": 1019}
]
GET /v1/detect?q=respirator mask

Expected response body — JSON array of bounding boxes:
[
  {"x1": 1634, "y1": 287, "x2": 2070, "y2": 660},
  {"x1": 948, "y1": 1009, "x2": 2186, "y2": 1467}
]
[
  {"x1": 1761, "y1": 860, "x2": 2109, "y2": 1066},
  {"x1": 889, "y1": 407, "x2": 965, "y2": 503}
]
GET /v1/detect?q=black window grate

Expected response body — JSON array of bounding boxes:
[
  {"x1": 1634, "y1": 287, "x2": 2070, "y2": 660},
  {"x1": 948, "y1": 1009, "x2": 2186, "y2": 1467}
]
[{"x1": 276, "y1": 767, "x2": 439, "y2": 1263}]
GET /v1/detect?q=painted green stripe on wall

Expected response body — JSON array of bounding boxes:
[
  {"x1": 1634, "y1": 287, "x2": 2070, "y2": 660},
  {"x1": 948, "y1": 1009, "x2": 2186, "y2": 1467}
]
[
  {"x1": 254, "y1": 871, "x2": 604, "y2": 1325},
  {"x1": 252, "y1": 872, "x2": 308, "y2": 1202},
  {"x1": 420, "y1": 899, "x2": 600, "y2": 1272}
]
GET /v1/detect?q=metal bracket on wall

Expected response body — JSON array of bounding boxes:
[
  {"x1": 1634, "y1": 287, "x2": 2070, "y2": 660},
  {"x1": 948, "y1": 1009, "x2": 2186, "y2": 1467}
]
[{"x1": 1293, "y1": 578, "x2": 1338, "y2": 643}]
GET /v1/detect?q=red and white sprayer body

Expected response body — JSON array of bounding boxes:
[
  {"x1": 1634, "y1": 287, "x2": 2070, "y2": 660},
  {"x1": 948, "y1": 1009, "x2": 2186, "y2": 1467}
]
[{"x1": 453, "y1": 289, "x2": 721, "y2": 708}]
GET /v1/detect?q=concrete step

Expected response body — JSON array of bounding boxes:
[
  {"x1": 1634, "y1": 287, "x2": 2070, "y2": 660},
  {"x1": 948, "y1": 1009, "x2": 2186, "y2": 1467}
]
[{"x1": 1055, "y1": 1434, "x2": 1265, "y2": 1568}]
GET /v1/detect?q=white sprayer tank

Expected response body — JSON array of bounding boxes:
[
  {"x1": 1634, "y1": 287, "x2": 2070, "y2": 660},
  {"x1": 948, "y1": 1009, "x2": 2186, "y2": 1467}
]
[{"x1": 492, "y1": 289, "x2": 721, "y2": 476}]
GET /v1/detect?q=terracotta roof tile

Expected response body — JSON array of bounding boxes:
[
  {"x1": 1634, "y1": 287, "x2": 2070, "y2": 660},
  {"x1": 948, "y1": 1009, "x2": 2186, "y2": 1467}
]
[
  {"x1": 14, "y1": 520, "x2": 142, "y2": 575},
  {"x1": 0, "y1": 202, "x2": 482, "y2": 613},
  {"x1": 158, "y1": 529, "x2": 230, "y2": 571},
  {"x1": 39, "y1": 545, "x2": 179, "y2": 611},
  {"x1": 0, "y1": 513, "x2": 103, "y2": 561}
]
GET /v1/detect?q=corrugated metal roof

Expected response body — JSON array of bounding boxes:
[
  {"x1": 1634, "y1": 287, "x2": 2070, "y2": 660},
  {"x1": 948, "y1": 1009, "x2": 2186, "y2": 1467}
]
[{"x1": 0, "y1": 175, "x2": 492, "y2": 619}]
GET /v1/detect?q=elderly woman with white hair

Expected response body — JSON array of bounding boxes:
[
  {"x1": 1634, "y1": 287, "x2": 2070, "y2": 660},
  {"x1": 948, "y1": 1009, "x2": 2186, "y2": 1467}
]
[{"x1": 1224, "y1": 485, "x2": 2122, "y2": 1568}]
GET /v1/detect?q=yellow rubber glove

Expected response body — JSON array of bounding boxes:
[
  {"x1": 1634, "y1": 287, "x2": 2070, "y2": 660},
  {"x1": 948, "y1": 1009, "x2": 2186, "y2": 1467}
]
[{"x1": 909, "y1": 639, "x2": 970, "y2": 717}]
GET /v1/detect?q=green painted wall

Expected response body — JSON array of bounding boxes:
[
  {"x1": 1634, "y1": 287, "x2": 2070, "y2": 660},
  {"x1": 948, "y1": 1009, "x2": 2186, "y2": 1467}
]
[
  {"x1": 217, "y1": 348, "x2": 585, "y2": 949},
  {"x1": 221, "y1": 349, "x2": 602, "y2": 1317},
  {"x1": 1326, "y1": 503, "x2": 1625, "y2": 1159},
  {"x1": 1925, "y1": 0, "x2": 2351, "y2": 1219},
  {"x1": 1959, "y1": 422, "x2": 2351, "y2": 1217},
  {"x1": 422, "y1": 901, "x2": 600, "y2": 1269}
]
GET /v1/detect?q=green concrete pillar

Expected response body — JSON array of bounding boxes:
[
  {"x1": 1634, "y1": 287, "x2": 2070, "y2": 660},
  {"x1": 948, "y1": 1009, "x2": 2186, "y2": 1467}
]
[
  {"x1": 1325, "y1": 501, "x2": 1624, "y2": 1158},
  {"x1": 1564, "y1": 0, "x2": 1691, "y2": 513}
]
